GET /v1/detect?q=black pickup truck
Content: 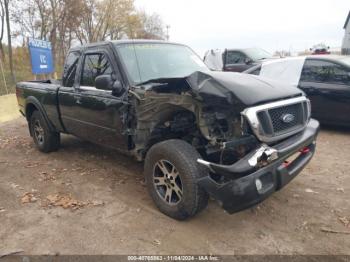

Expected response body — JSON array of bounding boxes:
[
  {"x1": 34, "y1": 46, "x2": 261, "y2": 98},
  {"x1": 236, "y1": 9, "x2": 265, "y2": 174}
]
[{"x1": 16, "y1": 40, "x2": 320, "y2": 220}]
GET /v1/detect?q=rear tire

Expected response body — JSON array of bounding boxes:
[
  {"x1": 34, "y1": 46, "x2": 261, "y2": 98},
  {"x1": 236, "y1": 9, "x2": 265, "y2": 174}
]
[
  {"x1": 144, "y1": 139, "x2": 209, "y2": 220},
  {"x1": 29, "y1": 110, "x2": 60, "y2": 153}
]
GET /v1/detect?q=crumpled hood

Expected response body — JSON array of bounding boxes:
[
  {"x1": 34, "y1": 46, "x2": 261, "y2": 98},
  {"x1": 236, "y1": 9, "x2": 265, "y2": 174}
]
[{"x1": 186, "y1": 71, "x2": 303, "y2": 106}]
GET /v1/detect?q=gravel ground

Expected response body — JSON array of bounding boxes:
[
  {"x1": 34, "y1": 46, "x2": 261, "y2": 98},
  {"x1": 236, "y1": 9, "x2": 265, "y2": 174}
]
[{"x1": 0, "y1": 118, "x2": 349, "y2": 255}]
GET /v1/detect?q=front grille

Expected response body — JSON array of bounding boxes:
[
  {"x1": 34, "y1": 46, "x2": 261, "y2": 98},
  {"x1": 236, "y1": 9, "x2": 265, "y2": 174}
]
[
  {"x1": 257, "y1": 102, "x2": 308, "y2": 137},
  {"x1": 268, "y1": 103, "x2": 304, "y2": 134},
  {"x1": 242, "y1": 97, "x2": 310, "y2": 143}
]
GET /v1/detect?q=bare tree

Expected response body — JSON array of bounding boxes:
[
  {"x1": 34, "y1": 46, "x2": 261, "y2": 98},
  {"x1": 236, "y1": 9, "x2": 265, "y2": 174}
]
[
  {"x1": 127, "y1": 10, "x2": 165, "y2": 40},
  {"x1": 56, "y1": 0, "x2": 86, "y2": 63},
  {"x1": 104, "y1": 0, "x2": 135, "y2": 40},
  {"x1": 140, "y1": 12, "x2": 165, "y2": 40},
  {"x1": 4, "y1": 0, "x2": 15, "y2": 82},
  {"x1": 8, "y1": 0, "x2": 166, "y2": 72},
  {"x1": 75, "y1": 0, "x2": 148, "y2": 43},
  {"x1": 12, "y1": 0, "x2": 86, "y2": 65},
  {"x1": 75, "y1": 0, "x2": 116, "y2": 43},
  {"x1": 0, "y1": 0, "x2": 5, "y2": 60}
]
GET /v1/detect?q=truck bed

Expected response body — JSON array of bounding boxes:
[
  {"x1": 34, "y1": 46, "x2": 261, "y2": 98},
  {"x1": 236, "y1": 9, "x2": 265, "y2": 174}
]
[{"x1": 16, "y1": 79, "x2": 64, "y2": 132}]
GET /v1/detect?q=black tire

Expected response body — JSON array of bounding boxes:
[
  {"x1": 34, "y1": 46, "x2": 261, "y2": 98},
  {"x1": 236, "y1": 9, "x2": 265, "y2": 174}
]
[
  {"x1": 144, "y1": 139, "x2": 209, "y2": 220},
  {"x1": 29, "y1": 110, "x2": 60, "y2": 153}
]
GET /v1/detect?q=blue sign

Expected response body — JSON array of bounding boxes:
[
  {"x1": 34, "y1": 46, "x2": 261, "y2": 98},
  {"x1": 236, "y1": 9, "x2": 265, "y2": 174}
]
[{"x1": 28, "y1": 38, "x2": 54, "y2": 74}]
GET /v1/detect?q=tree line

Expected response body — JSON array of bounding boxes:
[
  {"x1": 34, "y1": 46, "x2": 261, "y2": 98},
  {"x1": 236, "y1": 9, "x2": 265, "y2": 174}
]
[{"x1": 0, "y1": 0, "x2": 166, "y2": 87}]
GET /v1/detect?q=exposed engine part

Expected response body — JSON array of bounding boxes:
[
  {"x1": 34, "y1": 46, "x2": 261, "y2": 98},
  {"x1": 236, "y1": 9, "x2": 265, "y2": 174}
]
[{"x1": 201, "y1": 108, "x2": 242, "y2": 145}]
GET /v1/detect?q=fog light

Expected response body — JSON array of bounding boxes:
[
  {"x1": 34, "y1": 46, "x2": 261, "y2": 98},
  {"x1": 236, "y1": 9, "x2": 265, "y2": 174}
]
[{"x1": 255, "y1": 179, "x2": 263, "y2": 191}]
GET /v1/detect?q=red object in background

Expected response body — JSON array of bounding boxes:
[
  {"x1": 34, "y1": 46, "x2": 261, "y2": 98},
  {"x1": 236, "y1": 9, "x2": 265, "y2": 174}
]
[
  {"x1": 312, "y1": 49, "x2": 331, "y2": 55},
  {"x1": 310, "y1": 43, "x2": 331, "y2": 55}
]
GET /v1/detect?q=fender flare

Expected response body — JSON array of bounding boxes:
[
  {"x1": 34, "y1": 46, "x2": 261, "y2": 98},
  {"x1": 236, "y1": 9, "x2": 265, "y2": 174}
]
[{"x1": 25, "y1": 96, "x2": 56, "y2": 133}]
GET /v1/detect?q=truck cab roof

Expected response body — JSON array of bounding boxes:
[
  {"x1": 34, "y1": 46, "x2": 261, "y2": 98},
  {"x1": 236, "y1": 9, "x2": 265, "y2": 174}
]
[{"x1": 69, "y1": 39, "x2": 185, "y2": 52}]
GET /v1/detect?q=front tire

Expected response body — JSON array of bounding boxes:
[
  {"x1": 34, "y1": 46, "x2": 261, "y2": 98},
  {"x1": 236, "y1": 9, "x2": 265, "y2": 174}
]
[
  {"x1": 29, "y1": 110, "x2": 60, "y2": 153},
  {"x1": 144, "y1": 139, "x2": 209, "y2": 220}
]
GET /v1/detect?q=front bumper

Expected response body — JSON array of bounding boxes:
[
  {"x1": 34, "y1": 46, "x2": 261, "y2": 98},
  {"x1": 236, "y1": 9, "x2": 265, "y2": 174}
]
[{"x1": 197, "y1": 119, "x2": 320, "y2": 214}]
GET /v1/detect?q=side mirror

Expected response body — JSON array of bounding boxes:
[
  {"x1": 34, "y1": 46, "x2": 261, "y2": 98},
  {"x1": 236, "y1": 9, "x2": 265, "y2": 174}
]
[
  {"x1": 244, "y1": 57, "x2": 253, "y2": 64},
  {"x1": 112, "y1": 80, "x2": 124, "y2": 95},
  {"x1": 95, "y1": 75, "x2": 124, "y2": 95},
  {"x1": 95, "y1": 75, "x2": 114, "y2": 91}
]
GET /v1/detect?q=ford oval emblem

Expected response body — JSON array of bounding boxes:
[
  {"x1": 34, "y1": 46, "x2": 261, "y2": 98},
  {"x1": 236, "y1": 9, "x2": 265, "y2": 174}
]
[{"x1": 281, "y1": 113, "x2": 295, "y2": 123}]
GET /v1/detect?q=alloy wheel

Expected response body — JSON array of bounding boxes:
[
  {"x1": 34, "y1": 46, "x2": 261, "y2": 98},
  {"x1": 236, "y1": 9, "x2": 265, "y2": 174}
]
[
  {"x1": 33, "y1": 119, "x2": 45, "y2": 145},
  {"x1": 153, "y1": 159, "x2": 183, "y2": 205}
]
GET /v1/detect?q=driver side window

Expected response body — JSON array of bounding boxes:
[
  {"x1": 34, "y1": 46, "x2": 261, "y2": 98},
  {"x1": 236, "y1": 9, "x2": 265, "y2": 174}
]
[
  {"x1": 63, "y1": 51, "x2": 80, "y2": 87},
  {"x1": 80, "y1": 53, "x2": 113, "y2": 87},
  {"x1": 226, "y1": 51, "x2": 246, "y2": 65}
]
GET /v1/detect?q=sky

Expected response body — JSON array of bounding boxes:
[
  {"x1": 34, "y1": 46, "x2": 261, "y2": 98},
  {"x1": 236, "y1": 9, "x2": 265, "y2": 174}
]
[{"x1": 135, "y1": 0, "x2": 349, "y2": 56}]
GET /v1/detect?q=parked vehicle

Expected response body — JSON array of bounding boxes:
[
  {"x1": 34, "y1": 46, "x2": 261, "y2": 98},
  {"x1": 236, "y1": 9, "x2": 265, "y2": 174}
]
[
  {"x1": 203, "y1": 48, "x2": 274, "y2": 72},
  {"x1": 244, "y1": 56, "x2": 350, "y2": 126},
  {"x1": 310, "y1": 43, "x2": 331, "y2": 55},
  {"x1": 16, "y1": 40, "x2": 319, "y2": 220}
]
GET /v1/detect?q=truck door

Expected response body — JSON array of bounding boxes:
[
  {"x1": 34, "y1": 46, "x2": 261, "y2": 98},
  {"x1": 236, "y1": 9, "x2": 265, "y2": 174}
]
[{"x1": 59, "y1": 46, "x2": 129, "y2": 150}]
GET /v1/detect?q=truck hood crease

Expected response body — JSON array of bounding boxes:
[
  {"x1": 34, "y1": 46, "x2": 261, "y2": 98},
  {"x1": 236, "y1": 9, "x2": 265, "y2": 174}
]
[
  {"x1": 145, "y1": 71, "x2": 303, "y2": 107},
  {"x1": 186, "y1": 71, "x2": 303, "y2": 107}
]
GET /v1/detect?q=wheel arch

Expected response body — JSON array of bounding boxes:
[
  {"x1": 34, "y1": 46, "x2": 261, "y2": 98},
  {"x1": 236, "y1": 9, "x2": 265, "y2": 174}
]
[
  {"x1": 135, "y1": 105, "x2": 203, "y2": 160},
  {"x1": 25, "y1": 96, "x2": 56, "y2": 134}
]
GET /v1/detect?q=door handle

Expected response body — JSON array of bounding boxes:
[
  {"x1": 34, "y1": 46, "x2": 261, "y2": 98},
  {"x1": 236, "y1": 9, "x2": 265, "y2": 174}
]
[{"x1": 74, "y1": 95, "x2": 82, "y2": 105}]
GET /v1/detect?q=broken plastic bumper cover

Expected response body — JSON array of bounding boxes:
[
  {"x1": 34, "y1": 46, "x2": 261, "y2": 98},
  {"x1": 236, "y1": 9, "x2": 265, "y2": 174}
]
[{"x1": 196, "y1": 119, "x2": 320, "y2": 214}]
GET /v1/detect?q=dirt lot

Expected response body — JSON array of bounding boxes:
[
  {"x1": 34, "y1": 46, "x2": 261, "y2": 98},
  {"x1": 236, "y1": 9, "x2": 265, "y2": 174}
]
[
  {"x1": 0, "y1": 95, "x2": 20, "y2": 123},
  {"x1": 0, "y1": 118, "x2": 349, "y2": 255}
]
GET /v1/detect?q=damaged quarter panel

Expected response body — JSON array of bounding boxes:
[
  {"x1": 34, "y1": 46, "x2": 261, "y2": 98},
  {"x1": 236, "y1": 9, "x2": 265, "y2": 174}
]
[
  {"x1": 131, "y1": 87, "x2": 200, "y2": 159},
  {"x1": 129, "y1": 69, "x2": 305, "y2": 162}
]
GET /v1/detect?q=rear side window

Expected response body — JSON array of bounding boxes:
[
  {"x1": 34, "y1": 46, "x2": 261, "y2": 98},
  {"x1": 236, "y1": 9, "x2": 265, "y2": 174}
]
[
  {"x1": 301, "y1": 59, "x2": 350, "y2": 85},
  {"x1": 63, "y1": 51, "x2": 80, "y2": 87},
  {"x1": 226, "y1": 51, "x2": 246, "y2": 65},
  {"x1": 80, "y1": 53, "x2": 113, "y2": 87}
]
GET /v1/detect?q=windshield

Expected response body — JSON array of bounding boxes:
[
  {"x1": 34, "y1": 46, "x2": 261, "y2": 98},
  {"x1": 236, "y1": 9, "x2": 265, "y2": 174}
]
[
  {"x1": 115, "y1": 43, "x2": 208, "y2": 84},
  {"x1": 244, "y1": 48, "x2": 273, "y2": 60}
]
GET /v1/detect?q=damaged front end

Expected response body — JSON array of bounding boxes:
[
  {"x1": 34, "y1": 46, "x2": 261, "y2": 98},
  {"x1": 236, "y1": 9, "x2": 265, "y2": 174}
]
[
  {"x1": 196, "y1": 118, "x2": 319, "y2": 214},
  {"x1": 128, "y1": 71, "x2": 319, "y2": 213},
  {"x1": 197, "y1": 143, "x2": 279, "y2": 176}
]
